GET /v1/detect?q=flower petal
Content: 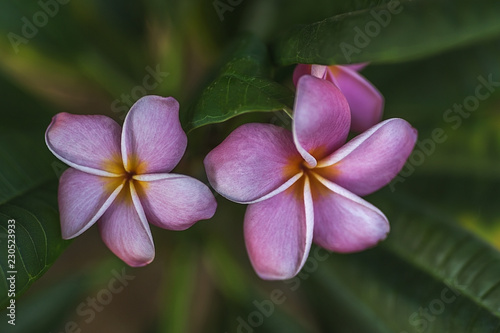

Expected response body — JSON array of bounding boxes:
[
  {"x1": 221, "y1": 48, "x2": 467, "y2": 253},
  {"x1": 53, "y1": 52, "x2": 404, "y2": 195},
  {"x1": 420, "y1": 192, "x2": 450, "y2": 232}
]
[
  {"x1": 133, "y1": 173, "x2": 217, "y2": 230},
  {"x1": 311, "y1": 174, "x2": 389, "y2": 252},
  {"x1": 121, "y1": 95, "x2": 187, "y2": 174},
  {"x1": 46, "y1": 113, "x2": 123, "y2": 177},
  {"x1": 293, "y1": 64, "x2": 312, "y2": 86},
  {"x1": 244, "y1": 176, "x2": 314, "y2": 280},
  {"x1": 342, "y1": 63, "x2": 368, "y2": 72},
  {"x1": 58, "y1": 168, "x2": 124, "y2": 239},
  {"x1": 204, "y1": 123, "x2": 303, "y2": 203},
  {"x1": 292, "y1": 64, "x2": 327, "y2": 86},
  {"x1": 293, "y1": 75, "x2": 350, "y2": 167},
  {"x1": 293, "y1": 64, "x2": 368, "y2": 85},
  {"x1": 317, "y1": 118, "x2": 417, "y2": 196},
  {"x1": 99, "y1": 182, "x2": 154, "y2": 267},
  {"x1": 327, "y1": 65, "x2": 384, "y2": 132}
]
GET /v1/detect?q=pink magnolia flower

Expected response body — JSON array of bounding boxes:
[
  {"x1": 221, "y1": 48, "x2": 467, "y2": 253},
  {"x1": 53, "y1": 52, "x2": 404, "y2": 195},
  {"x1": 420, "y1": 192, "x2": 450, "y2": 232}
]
[
  {"x1": 294, "y1": 63, "x2": 384, "y2": 132},
  {"x1": 204, "y1": 75, "x2": 416, "y2": 280},
  {"x1": 46, "y1": 96, "x2": 217, "y2": 267}
]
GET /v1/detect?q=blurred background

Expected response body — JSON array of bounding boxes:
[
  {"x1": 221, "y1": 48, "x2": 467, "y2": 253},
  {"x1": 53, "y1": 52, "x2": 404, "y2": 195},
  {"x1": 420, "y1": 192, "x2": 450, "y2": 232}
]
[{"x1": 1, "y1": 1, "x2": 500, "y2": 332}]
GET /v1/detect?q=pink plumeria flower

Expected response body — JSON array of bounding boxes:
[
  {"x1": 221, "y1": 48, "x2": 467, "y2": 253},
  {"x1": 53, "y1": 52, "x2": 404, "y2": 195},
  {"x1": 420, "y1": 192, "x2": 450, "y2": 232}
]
[
  {"x1": 204, "y1": 75, "x2": 416, "y2": 280},
  {"x1": 294, "y1": 63, "x2": 384, "y2": 132},
  {"x1": 46, "y1": 96, "x2": 217, "y2": 267}
]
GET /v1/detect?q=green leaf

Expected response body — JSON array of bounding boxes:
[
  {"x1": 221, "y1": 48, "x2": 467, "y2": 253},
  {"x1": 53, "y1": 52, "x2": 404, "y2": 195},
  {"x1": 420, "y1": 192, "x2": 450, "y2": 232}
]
[
  {"x1": 272, "y1": 0, "x2": 500, "y2": 66},
  {"x1": 0, "y1": 77, "x2": 69, "y2": 309},
  {"x1": 0, "y1": 183, "x2": 70, "y2": 309},
  {"x1": 0, "y1": 130, "x2": 56, "y2": 205},
  {"x1": 182, "y1": 33, "x2": 294, "y2": 132},
  {"x1": 303, "y1": 195, "x2": 500, "y2": 332}
]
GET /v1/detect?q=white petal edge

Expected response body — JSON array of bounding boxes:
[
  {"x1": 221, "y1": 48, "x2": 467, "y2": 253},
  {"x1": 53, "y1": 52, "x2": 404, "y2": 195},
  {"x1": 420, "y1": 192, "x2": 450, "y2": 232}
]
[
  {"x1": 135, "y1": 171, "x2": 304, "y2": 205},
  {"x1": 317, "y1": 118, "x2": 397, "y2": 168},
  {"x1": 45, "y1": 132, "x2": 123, "y2": 178},
  {"x1": 133, "y1": 173, "x2": 186, "y2": 182},
  {"x1": 129, "y1": 181, "x2": 154, "y2": 245},
  {"x1": 298, "y1": 175, "x2": 315, "y2": 274},
  {"x1": 255, "y1": 174, "x2": 315, "y2": 280},
  {"x1": 311, "y1": 172, "x2": 387, "y2": 219},
  {"x1": 66, "y1": 180, "x2": 126, "y2": 239},
  {"x1": 237, "y1": 172, "x2": 304, "y2": 205}
]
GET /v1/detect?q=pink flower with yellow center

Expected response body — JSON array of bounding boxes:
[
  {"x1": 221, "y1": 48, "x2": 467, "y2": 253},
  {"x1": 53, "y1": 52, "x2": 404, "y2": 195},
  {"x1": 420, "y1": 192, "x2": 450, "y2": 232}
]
[
  {"x1": 204, "y1": 75, "x2": 417, "y2": 280},
  {"x1": 46, "y1": 96, "x2": 217, "y2": 267},
  {"x1": 294, "y1": 63, "x2": 384, "y2": 132}
]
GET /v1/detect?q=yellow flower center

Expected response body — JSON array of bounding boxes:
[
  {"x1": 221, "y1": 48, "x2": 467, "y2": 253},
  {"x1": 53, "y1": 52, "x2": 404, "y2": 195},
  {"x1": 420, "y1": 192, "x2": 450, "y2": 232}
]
[
  {"x1": 284, "y1": 154, "x2": 340, "y2": 200},
  {"x1": 101, "y1": 153, "x2": 150, "y2": 206}
]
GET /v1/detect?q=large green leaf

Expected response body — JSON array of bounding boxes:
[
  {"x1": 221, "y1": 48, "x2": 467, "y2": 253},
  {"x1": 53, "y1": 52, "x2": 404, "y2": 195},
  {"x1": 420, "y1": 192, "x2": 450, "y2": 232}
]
[
  {"x1": 272, "y1": 0, "x2": 500, "y2": 65},
  {"x1": 182, "y1": 33, "x2": 294, "y2": 132},
  {"x1": 0, "y1": 77, "x2": 69, "y2": 309},
  {"x1": 0, "y1": 183, "x2": 68, "y2": 310},
  {"x1": 0, "y1": 130, "x2": 55, "y2": 205},
  {"x1": 301, "y1": 193, "x2": 500, "y2": 332}
]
